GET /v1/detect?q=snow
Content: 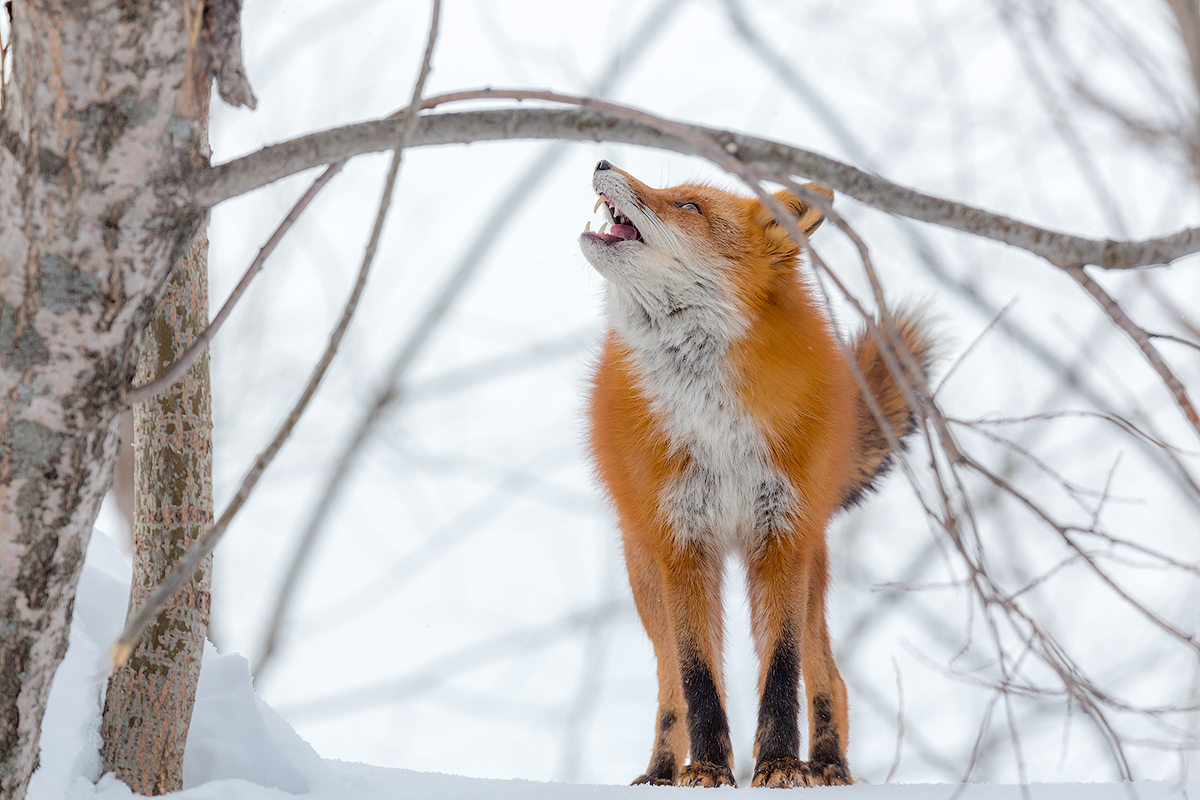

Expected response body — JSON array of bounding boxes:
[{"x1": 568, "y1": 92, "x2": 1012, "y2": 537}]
[
  {"x1": 25, "y1": 529, "x2": 1199, "y2": 800},
  {"x1": 182, "y1": 644, "x2": 327, "y2": 793}
]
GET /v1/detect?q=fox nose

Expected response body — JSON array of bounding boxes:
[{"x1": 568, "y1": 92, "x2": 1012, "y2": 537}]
[{"x1": 595, "y1": 159, "x2": 612, "y2": 171}]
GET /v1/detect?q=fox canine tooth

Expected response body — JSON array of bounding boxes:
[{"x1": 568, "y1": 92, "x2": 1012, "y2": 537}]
[
  {"x1": 593, "y1": 197, "x2": 604, "y2": 213},
  {"x1": 585, "y1": 221, "x2": 592, "y2": 232},
  {"x1": 600, "y1": 222, "x2": 609, "y2": 234}
]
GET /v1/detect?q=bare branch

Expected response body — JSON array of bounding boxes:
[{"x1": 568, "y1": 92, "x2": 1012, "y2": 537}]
[{"x1": 193, "y1": 92, "x2": 1200, "y2": 270}]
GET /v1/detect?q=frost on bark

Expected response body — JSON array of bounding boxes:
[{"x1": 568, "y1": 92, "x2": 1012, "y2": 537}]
[
  {"x1": 0, "y1": 2, "x2": 211, "y2": 798},
  {"x1": 99, "y1": 230, "x2": 213, "y2": 795}
]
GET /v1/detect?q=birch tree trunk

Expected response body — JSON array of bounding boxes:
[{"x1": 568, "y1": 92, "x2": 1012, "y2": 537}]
[
  {"x1": 99, "y1": 227, "x2": 213, "y2": 794},
  {"x1": 0, "y1": 3, "x2": 211, "y2": 798}
]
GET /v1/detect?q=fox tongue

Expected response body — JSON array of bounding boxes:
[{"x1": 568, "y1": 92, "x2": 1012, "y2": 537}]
[{"x1": 611, "y1": 223, "x2": 638, "y2": 241}]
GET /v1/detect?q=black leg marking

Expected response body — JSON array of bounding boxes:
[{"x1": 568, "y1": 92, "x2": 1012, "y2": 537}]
[
  {"x1": 754, "y1": 634, "x2": 801, "y2": 762},
  {"x1": 751, "y1": 633, "x2": 811, "y2": 787},
  {"x1": 633, "y1": 709, "x2": 679, "y2": 785},
  {"x1": 679, "y1": 654, "x2": 733, "y2": 768},
  {"x1": 808, "y1": 693, "x2": 851, "y2": 785}
]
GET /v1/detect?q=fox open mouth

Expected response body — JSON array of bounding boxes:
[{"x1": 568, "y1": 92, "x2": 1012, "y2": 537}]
[{"x1": 584, "y1": 194, "x2": 644, "y2": 245}]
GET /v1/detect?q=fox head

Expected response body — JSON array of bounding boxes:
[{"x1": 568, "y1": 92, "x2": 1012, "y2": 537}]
[{"x1": 579, "y1": 160, "x2": 832, "y2": 319}]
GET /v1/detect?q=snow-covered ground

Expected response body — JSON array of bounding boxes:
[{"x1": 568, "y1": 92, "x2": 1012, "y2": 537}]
[{"x1": 27, "y1": 530, "x2": 1199, "y2": 800}]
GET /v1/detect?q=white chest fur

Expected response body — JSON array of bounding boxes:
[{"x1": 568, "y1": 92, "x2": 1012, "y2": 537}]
[{"x1": 606, "y1": 285, "x2": 798, "y2": 551}]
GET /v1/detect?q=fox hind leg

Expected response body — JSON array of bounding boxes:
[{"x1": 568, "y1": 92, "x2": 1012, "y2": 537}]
[{"x1": 802, "y1": 549, "x2": 852, "y2": 785}]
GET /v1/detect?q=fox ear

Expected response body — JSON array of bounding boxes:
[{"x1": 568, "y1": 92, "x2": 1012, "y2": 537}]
[{"x1": 755, "y1": 183, "x2": 833, "y2": 244}]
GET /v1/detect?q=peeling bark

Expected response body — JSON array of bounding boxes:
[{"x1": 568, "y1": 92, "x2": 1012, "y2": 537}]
[{"x1": 0, "y1": 2, "x2": 209, "y2": 798}]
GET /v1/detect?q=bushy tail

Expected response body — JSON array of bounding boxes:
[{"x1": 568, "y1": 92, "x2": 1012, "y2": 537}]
[{"x1": 840, "y1": 308, "x2": 938, "y2": 509}]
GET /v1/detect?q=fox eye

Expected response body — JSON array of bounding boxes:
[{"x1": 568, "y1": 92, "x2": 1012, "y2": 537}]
[{"x1": 675, "y1": 201, "x2": 702, "y2": 214}]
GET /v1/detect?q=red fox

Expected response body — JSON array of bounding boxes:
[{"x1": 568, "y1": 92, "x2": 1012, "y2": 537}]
[{"x1": 580, "y1": 160, "x2": 935, "y2": 788}]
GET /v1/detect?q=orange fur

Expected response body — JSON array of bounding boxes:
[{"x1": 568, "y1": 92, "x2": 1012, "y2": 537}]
[{"x1": 581, "y1": 161, "x2": 934, "y2": 787}]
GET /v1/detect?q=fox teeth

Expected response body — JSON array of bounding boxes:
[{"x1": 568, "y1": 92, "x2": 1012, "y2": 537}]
[
  {"x1": 599, "y1": 222, "x2": 609, "y2": 234},
  {"x1": 593, "y1": 197, "x2": 604, "y2": 213},
  {"x1": 585, "y1": 221, "x2": 591, "y2": 232}
]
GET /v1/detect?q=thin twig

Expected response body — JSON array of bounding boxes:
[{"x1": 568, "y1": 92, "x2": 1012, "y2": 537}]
[
  {"x1": 108, "y1": 0, "x2": 442, "y2": 668},
  {"x1": 1150, "y1": 331, "x2": 1200, "y2": 354},
  {"x1": 885, "y1": 658, "x2": 906, "y2": 783},
  {"x1": 953, "y1": 409, "x2": 1199, "y2": 456},
  {"x1": 935, "y1": 300, "x2": 1017, "y2": 398},
  {"x1": 127, "y1": 161, "x2": 346, "y2": 404},
  {"x1": 1065, "y1": 265, "x2": 1200, "y2": 440},
  {"x1": 958, "y1": 422, "x2": 1133, "y2": 510},
  {"x1": 1140, "y1": 272, "x2": 1200, "y2": 341}
]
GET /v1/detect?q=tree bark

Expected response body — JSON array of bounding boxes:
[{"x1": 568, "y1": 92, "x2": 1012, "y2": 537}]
[
  {"x1": 0, "y1": 3, "x2": 206, "y2": 798},
  {"x1": 99, "y1": 228, "x2": 213, "y2": 794}
]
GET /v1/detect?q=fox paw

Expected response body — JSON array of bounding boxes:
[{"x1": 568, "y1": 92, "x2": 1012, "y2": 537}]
[
  {"x1": 676, "y1": 761, "x2": 737, "y2": 788},
  {"x1": 751, "y1": 756, "x2": 812, "y2": 788},
  {"x1": 809, "y1": 760, "x2": 852, "y2": 786}
]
